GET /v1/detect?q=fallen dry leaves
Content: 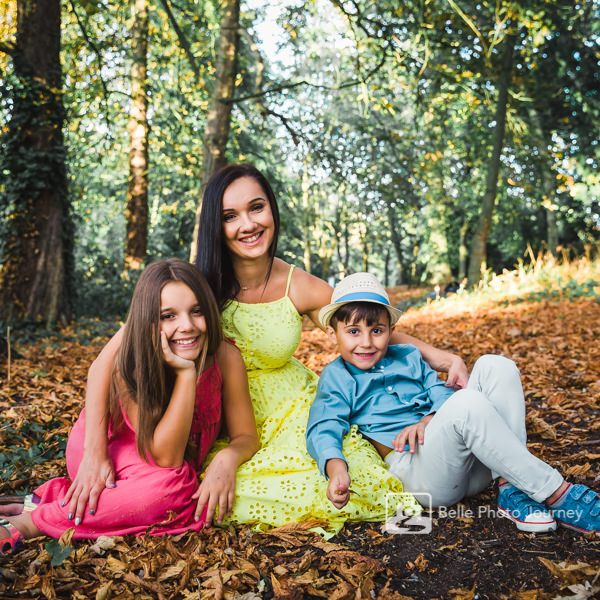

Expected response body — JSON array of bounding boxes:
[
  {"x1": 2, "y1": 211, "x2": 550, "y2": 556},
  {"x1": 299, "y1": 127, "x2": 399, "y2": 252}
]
[{"x1": 1, "y1": 297, "x2": 599, "y2": 599}]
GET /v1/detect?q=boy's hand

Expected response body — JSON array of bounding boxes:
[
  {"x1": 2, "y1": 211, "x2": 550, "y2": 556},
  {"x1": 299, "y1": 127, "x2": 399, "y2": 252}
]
[
  {"x1": 393, "y1": 414, "x2": 435, "y2": 454},
  {"x1": 325, "y1": 458, "x2": 351, "y2": 509}
]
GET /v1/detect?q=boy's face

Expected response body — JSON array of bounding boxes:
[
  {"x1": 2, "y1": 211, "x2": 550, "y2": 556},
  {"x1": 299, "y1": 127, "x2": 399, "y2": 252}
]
[{"x1": 326, "y1": 309, "x2": 392, "y2": 370}]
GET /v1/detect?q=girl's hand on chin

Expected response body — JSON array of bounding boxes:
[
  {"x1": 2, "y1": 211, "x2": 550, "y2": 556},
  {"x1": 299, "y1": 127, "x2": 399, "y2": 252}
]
[{"x1": 160, "y1": 331, "x2": 196, "y2": 373}]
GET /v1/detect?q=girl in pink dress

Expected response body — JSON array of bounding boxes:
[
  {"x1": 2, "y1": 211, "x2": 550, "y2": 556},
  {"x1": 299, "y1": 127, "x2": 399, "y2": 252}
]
[{"x1": 0, "y1": 259, "x2": 258, "y2": 553}]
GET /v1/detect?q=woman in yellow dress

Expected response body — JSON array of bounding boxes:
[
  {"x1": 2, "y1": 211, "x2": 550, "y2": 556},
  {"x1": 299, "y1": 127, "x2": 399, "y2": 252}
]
[{"x1": 63, "y1": 164, "x2": 469, "y2": 533}]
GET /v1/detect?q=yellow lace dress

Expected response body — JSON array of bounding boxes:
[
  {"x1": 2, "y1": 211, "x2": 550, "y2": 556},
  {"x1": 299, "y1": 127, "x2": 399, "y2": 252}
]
[{"x1": 217, "y1": 266, "x2": 409, "y2": 533}]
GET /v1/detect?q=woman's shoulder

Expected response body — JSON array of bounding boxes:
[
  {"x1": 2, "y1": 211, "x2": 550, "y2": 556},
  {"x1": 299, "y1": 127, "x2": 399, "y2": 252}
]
[{"x1": 286, "y1": 263, "x2": 333, "y2": 316}]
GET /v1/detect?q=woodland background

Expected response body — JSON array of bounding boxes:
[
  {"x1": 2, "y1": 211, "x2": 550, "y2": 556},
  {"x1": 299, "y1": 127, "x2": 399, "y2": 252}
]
[{"x1": 0, "y1": 0, "x2": 599, "y2": 327}]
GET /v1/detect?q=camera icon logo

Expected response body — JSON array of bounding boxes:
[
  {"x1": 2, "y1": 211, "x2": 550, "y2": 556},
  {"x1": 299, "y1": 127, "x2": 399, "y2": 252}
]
[{"x1": 384, "y1": 492, "x2": 433, "y2": 535}]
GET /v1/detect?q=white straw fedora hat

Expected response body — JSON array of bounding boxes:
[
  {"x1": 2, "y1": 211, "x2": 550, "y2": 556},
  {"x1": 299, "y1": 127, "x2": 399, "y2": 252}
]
[{"x1": 318, "y1": 272, "x2": 402, "y2": 329}]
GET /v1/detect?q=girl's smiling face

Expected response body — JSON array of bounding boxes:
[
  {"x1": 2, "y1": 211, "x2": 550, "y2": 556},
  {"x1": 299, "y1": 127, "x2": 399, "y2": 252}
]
[
  {"x1": 221, "y1": 176, "x2": 275, "y2": 260},
  {"x1": 159, "y1": 281, "x2": 206, "y2": 361}
]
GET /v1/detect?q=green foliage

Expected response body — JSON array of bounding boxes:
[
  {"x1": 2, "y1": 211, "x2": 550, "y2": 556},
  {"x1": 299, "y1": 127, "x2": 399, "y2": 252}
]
[
  {"x1": 396, "y1": 249, "x2": 600, "y2": 312},
  {"x1": 45, "y1": 539, "x2": 73, "y2": 567},
  {"x1": 0, "y1": 420, "x2": 66, "y2": 489}
]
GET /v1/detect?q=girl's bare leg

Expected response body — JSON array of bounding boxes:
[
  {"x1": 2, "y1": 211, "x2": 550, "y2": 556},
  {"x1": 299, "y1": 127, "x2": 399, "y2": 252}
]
[{"x1": 0, "y1": 513, "x2": 42, "y2": 540}]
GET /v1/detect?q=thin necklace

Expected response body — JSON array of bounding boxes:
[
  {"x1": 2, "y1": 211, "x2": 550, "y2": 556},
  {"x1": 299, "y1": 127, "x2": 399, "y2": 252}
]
[{"x1": 239, "y1": 278, "x2": 268, "y2": 301}]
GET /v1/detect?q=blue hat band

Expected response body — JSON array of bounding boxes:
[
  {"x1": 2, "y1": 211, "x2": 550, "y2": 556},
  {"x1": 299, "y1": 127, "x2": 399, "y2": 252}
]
[{"x1": 335, "y1": 291, "x2": 391, "y2": 306}]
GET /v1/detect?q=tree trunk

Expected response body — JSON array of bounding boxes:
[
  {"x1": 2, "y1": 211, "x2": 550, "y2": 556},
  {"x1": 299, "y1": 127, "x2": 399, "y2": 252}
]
[
  {"x1": 360, "y1": 223, "x2": 369, "y2": 272},
  {"x1": 467, "y1": 35, "x2": 515, "y2": 286},
  {"x1": 190, "y1": 0, "x2": 240, "y2": 262},
  {"x1": 384, "y1": 246, "x2": 390, "y2": 287},
  {"x1": 302, "y1": 160, "x2": 311, "y2": 273},
  {"x1": 529, "y1": 105, "x2": 559, "y2": 257},
  {"x1": 387, "y1": 205, "x2": 404, "y2": 285},
  {"x1": 546, "y1": 202, "x2": 559, "y2": 257},
  {"x1": 124, "y1": 0, "x2": 149, "y2": 274},
  {"x1": 458, "y1": 220, "x2": 469, "y2": 280},
  {"x1": 0, "y1": 0, "x2": 71, "y2": 327}
]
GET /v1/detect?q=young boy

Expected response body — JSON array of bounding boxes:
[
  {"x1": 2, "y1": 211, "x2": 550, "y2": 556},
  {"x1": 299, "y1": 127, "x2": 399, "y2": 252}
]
[{"x1": 306, "y1": 272, "x2": 599, "y2": 535}]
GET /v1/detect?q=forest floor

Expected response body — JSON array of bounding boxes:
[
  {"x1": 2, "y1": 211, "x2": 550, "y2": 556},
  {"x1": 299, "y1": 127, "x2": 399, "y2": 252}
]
[{"x1": 1, "y1": 291, "x2": 599, "y2": 599}]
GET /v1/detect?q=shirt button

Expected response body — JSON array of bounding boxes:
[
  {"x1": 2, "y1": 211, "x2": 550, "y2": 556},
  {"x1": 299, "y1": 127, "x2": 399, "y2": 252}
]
[{"x1": 387, "y1": 386, "x2": 393, "y2": 392}]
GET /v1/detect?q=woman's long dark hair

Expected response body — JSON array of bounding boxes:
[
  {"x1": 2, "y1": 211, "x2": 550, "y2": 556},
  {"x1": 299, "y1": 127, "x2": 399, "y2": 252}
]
[
  {"x1": 109, "y1": 259, "x2": 222, "y2": 462},
  {"x1": 195, "y1": 164, "x2": 280, "y2": 310}
]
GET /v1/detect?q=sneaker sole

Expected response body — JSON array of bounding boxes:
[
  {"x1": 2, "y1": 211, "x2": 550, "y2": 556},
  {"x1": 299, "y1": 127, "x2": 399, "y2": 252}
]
[
  {"x1": 556, "y1": 520, "x2": 600, "y2": 536},
  {"x1": 498, "y1": 507, "x2": 557, "y2": 533}
]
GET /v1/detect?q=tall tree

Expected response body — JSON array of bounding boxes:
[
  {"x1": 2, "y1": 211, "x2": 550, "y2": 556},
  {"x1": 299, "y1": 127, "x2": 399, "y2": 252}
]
[
  {"x1": 190, "y1": 0, "x2": 240, "y2": 263},
  {"x1": 467, "y1": 34, "x2": 516, "y2": 286},
  {"x1": 0, "y1": 0, "x2": 71, "y2": 327},
  {"x1": 124, "y1": 0, "x2": 149, "y2": 273}
]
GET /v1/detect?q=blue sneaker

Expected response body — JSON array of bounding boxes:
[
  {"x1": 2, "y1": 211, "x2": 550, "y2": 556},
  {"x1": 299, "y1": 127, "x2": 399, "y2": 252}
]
[
  {"x1": 497, "y1": 483, "x2": 557, "y2": 533},
  {"x1": 550, "y1": 484, "x2": 599, "y2": 536}
]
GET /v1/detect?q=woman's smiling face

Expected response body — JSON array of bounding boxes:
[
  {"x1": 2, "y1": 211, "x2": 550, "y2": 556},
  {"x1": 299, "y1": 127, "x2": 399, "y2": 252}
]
[{"x1": 221, "y1": 176, "x2": 275, "y2": 260}]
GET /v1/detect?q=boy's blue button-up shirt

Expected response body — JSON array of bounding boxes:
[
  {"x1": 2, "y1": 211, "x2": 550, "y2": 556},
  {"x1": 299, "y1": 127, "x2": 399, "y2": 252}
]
[{"x1": 306, "y1": 344, "x2": 453, "y2": 476}]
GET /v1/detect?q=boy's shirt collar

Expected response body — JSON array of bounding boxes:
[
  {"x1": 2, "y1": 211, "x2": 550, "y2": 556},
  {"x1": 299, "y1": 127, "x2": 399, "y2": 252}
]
[{"x1": 341, "y1": 347, "x2": 392, "y2": 376}]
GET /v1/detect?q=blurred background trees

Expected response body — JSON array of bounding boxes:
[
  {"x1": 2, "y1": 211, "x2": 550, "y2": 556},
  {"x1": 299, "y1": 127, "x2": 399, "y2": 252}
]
[{"x1": 0, "y1": 0, "x2": 598, "y2": 324}]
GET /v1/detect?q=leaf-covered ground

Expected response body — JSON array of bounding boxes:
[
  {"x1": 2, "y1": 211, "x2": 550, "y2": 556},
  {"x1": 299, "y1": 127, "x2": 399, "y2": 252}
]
[{"x1": 1, "y1": 296, "x2": 599, "y2": 599}]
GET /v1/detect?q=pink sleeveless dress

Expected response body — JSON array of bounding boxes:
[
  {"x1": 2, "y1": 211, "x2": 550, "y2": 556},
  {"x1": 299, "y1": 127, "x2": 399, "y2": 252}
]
[{"x1": 31, "y1": 362, "x2": 222, "y2": 539}]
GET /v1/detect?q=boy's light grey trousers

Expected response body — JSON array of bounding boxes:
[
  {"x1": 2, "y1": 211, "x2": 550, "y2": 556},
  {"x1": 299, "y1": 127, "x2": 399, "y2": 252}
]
[{"x1": 385, "y1": 355, "x2": 564, "y2": 507}]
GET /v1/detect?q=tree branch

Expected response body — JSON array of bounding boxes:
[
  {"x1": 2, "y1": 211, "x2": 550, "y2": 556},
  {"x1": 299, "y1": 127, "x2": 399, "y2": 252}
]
[
  {"x1": 261, "y1": 108, "x2": 301, "y2": 146},
  {"x1": 224, "y1": 72, "x2": 380, "y2": 104},
  {"x1": 68, "y1": 0, "x2": 111, "y2": 132},
  {"x1": 0, "y1": 41, "x2": 16, "y2": 56},
  {"x1": 157, "y1": 0, "x2": 202, "y2": 82}
]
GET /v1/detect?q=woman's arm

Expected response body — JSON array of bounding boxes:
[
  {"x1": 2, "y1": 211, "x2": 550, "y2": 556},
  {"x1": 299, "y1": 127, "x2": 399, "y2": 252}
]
[
  {"x1": 193, "y1": 341, "x2": 259, "y2": 525},
  {"x1": 64, "y1": 327, "x2": 123, "y2": 524},
  {"x1": 390, "y1": 331, "x2": 469, "y2": 389},
  {"x1": 287, "y1": 267, "x2": 334, "y2": 329}
]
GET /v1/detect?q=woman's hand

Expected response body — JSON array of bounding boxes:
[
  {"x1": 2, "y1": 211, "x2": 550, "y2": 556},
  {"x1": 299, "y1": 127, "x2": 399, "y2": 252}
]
[
  {"x1": 446, "y1": 355, "x2": 469, "y2": 390},
  {"x1": 160, "y1": 332, "x2": 196, "y2": 373},
  {"x1": 63, "y1": 450, "x2": 115, "y2": 524},
  {"x1": 192, "y1": 448, "x2": 238, "y2": 526},
  {"x1": 392, "y1": 414, "x2": 435, "y2": 454}
]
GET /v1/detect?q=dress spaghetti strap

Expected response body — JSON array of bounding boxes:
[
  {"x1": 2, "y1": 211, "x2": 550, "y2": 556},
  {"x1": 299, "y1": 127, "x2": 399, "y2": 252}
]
[{"x1": 284, "y1": 265, "x2": 295, "y2": 297}]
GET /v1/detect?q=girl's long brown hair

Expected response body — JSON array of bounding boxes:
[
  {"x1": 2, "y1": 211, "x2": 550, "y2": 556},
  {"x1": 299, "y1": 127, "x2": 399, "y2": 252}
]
[{"x1": 109, "y1": 259, "x2": 222, "y2": 462}]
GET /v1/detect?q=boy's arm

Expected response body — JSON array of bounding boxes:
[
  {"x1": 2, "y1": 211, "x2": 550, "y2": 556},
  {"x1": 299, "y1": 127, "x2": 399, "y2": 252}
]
[
  {"x1": 306, "y1": 365, "x2": 353, "y2": 478},
  {"x1": 393, "y1": 347, "x2": 453, "y2": 454}
]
